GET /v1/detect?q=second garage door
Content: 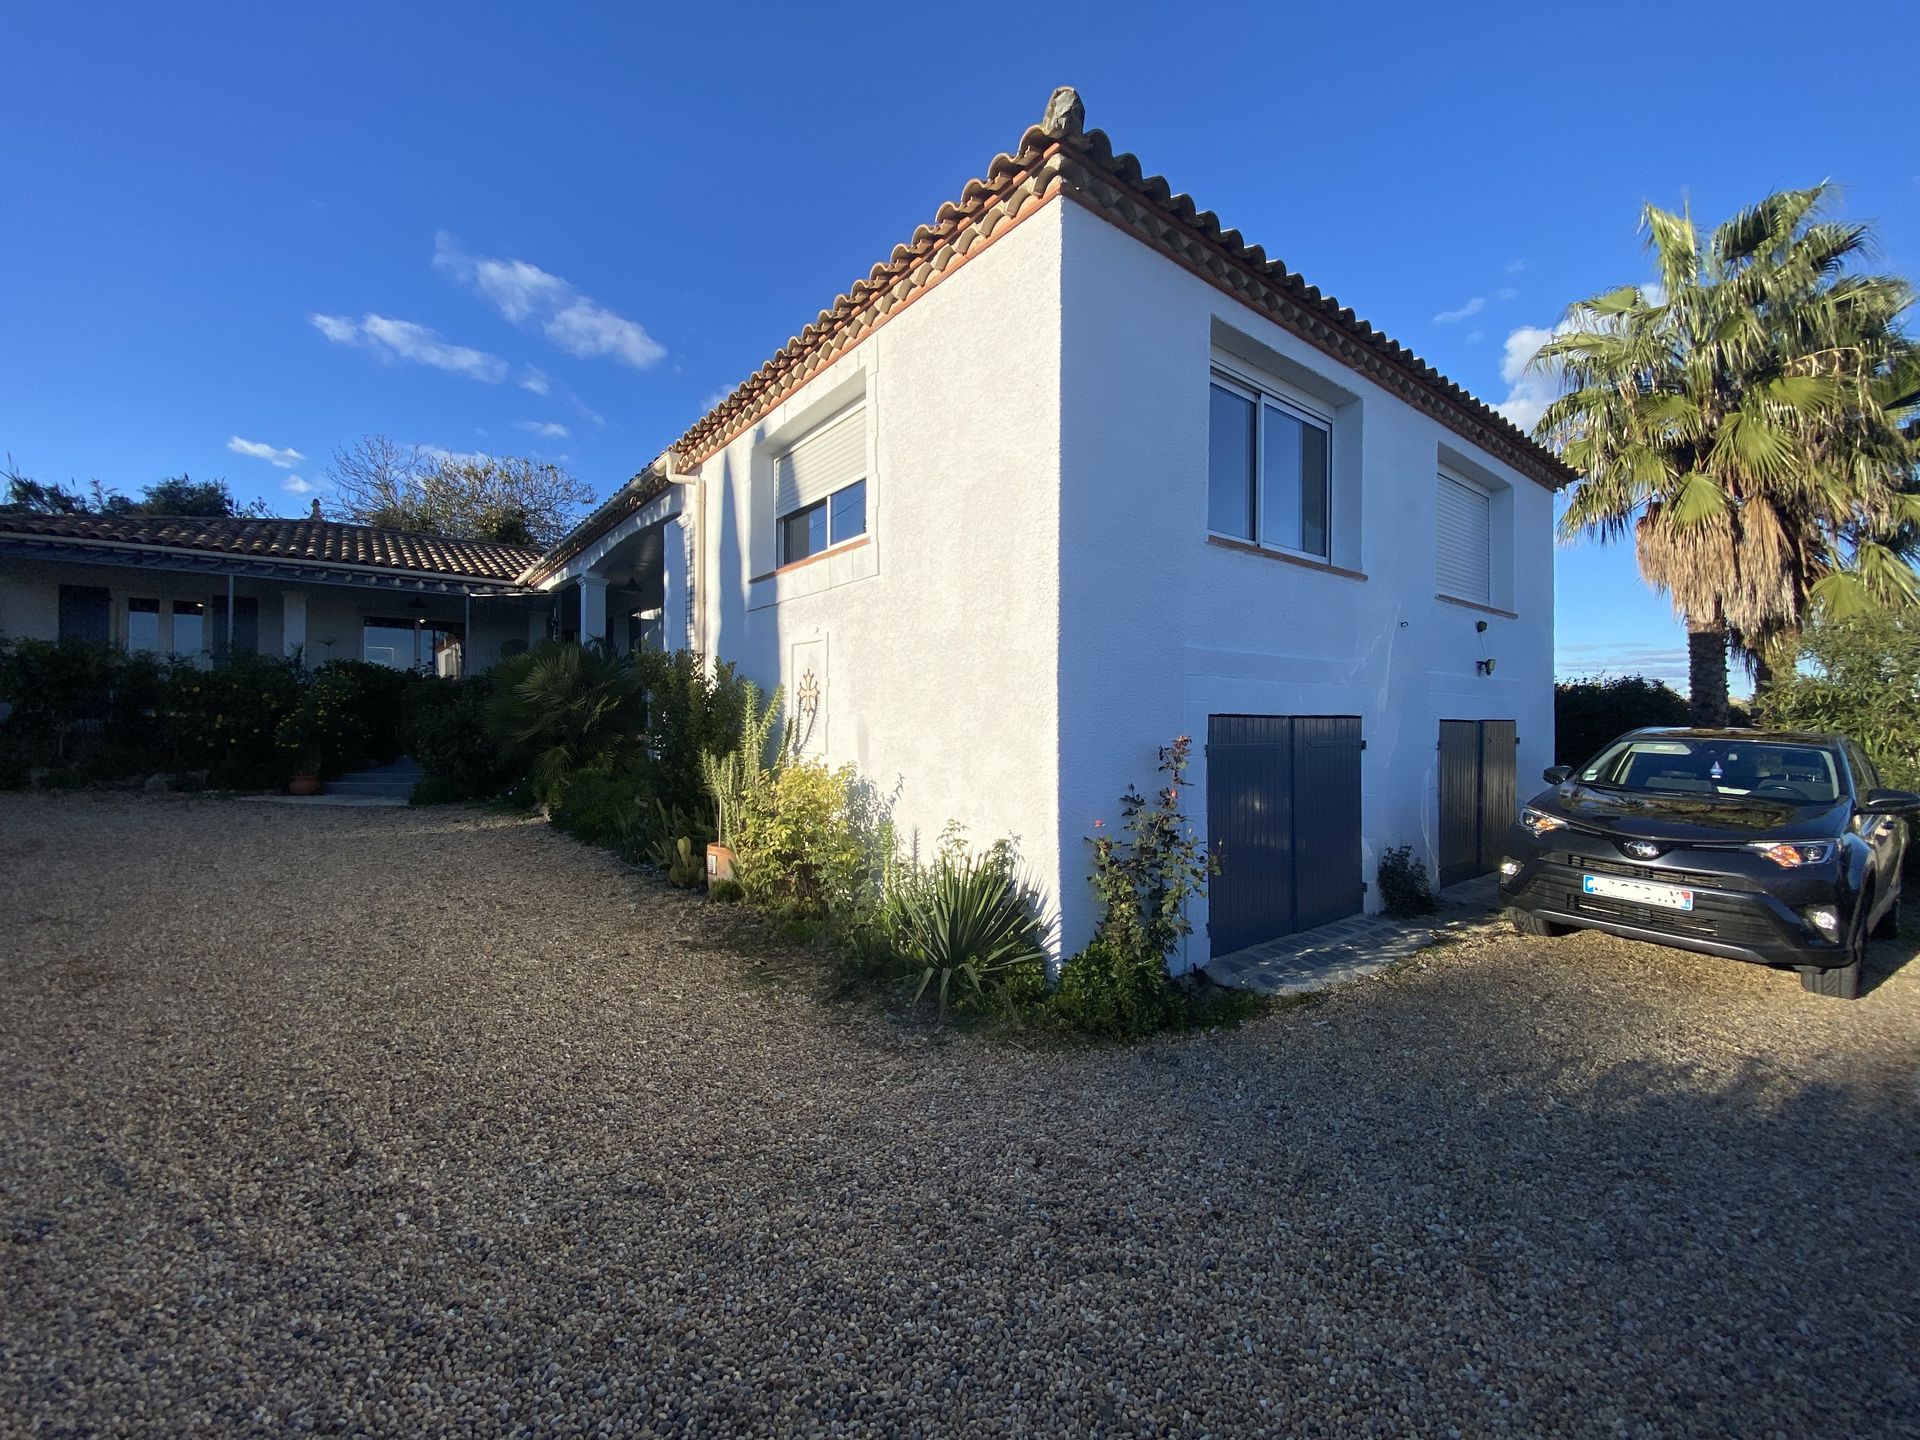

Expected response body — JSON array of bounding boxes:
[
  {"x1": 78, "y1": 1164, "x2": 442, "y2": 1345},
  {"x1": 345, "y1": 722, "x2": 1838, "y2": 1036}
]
[{"x1": 1206, "y1": 714, "x2": 1364, "y2": 956}]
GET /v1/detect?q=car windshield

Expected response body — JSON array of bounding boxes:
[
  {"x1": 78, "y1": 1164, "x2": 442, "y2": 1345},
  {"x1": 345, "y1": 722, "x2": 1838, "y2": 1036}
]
[{"x1": 1578, "y1": 738, "x2": 1842, "y2": 805}]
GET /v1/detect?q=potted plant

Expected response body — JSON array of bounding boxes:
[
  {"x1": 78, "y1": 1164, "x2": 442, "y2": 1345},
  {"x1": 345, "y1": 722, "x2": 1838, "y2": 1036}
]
[
  {"x1": 274, "y1": 698, "x2": 327, "y2": 795},
  {"x1": 697, "y1": 681, "x2": 785, "y2": 889}
]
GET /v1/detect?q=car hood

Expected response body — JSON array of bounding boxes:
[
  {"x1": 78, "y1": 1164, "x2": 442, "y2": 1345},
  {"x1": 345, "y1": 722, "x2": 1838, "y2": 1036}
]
[{"x1": 1526, "y1": 784, "x2": 1847, "y2": 844}]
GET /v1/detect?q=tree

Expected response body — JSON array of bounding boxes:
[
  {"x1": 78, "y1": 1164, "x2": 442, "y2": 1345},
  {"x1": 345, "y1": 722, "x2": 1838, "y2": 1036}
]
[
  {"x1": 1532, "y1": 187, "x2": 1919, "y2": 726},
  {"x1": 3, "y1": 459, "x2": 265, "y2": 517},
  {"x1": 324, "y1": 435, "x2": 591, "y2": 547},
  {"x1": 1762, "y1": 610, "x2": 1920, "y2": 790}
]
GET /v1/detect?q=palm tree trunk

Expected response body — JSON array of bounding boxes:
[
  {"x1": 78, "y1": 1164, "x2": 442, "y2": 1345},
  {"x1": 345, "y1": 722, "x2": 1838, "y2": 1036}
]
[{"x1": 1687, "y1": 618, "x2": 1730, "y2": 728}]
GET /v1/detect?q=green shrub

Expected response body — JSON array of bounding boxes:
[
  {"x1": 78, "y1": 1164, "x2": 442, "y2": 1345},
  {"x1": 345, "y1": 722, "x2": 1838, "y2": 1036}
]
[
  {"x1": 551, "y1": 759, "x2": 660, "y2": 859},
  {"x1": 633, "y1": 650, "x2": 753, "y2": 821},
  {"x1": 314, "y1": 660, "x2": 414, "y2": 763},
  {"x1": 0, "y1": 752, "x2": 28, "y2": 791},
  {"x1": 1762, "y1": 612, "x2": 1920, "y2": 790},
  {"x1": 880, "y1": 834, "x2": 1048, "y2": 1016},
  {"x1": 163, "y1": 651, "x2": 306, "y2": 783},
  {"x1": 733, "y1": 758, "x2": 884, "y2": 929},
  {"x1": 1377, "y1": 845, "x2": 1437, "y2": 917},
  {"x1": 409, "y1": 775, "x2": 470, "y2": 806},
  {"x1": 1049, "y1": 939, "x2": 1186, "y2": 1039},
  {"x1": 403, "y1": 674, "x2": 503, "y2": 798},
  {"x1": 709, "y1": 878, "x2": 744, "y2": 904},
  {"x1": 0, "y1": 638, "x2": 127, "y2": 766},
  {"x1": 273, "y1": 672, "x2": 369, "y2": 778},
  {"x1": 489, "y1": 641, "x2": 643, "y2": 804}
]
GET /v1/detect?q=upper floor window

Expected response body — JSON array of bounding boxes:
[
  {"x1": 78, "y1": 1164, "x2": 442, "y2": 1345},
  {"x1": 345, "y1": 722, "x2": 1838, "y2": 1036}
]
[
  {"x1": 775, "y1": 405, "x2": 867, "y2": 566},
  {"x1": 1435, "y1": 471, "x2": 1493, "y2": 606},
  {"x1": 1208, "y1": 370, "x2": 1331, "y2": 560}
]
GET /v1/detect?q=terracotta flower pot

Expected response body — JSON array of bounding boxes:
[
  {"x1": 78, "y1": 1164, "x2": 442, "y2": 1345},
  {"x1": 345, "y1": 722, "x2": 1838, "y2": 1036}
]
[
  {"x1": 287, "y1": 774, "x2": 323, "y2": 796},
  {"x1": 706, "y1": 843, "x2": 735, "y2": 885}
]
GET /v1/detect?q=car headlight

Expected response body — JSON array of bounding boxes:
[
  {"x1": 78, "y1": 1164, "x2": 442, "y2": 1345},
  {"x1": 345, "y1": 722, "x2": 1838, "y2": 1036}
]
[
  {"x1": 1519, "y1": 807, "x2": 1568, "y2": 836},
  {"x1": 1750, "y1": 841, "x2": 1835, "y2": 867}
]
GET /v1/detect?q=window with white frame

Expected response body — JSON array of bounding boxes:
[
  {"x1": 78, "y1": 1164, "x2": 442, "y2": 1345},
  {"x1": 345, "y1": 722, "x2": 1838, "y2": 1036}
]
[
  {"x1": 1207, "y1": 369, "x2": 1332, "y2": 559},
  {"x1": 127, "y1": 597, "x2": 161, "y2": 653},
  {"x1": 1435, "y1": 471, "x2": 1493, "y2": 605},
  {"x1": 774, "y1": 405, "x2": 867, "y2": 566}
]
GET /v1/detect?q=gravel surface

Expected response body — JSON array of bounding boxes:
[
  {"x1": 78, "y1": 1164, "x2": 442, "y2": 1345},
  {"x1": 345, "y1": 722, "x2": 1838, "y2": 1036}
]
[{"x1": 2, "y1": 794, "x2": 1917, "y2": 1439}]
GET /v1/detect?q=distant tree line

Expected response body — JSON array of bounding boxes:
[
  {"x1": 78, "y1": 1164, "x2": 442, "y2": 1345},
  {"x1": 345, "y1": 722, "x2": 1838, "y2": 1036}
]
[{"x1": 3, "y1": 437, "x2": 595, "y2": 548}]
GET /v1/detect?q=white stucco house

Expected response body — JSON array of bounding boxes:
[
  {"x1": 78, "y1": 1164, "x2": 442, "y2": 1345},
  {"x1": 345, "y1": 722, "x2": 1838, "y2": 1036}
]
[
  {"x1": 2, "y1": 89, "x2": 1570, "y2": 967},
  {"x1": 524, "y1": 87, "x2": 1571, "y2": 965}
]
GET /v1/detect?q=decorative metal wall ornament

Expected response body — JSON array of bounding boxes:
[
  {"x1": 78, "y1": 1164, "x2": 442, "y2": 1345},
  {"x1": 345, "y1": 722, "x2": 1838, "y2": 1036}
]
[{"x1": 795, "y1": 669, "x2": 822, "y2": 747}]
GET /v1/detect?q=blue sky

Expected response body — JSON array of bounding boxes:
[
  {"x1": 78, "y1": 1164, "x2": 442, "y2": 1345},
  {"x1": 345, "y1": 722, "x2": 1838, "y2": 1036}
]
[{"x1": 6, "y1": 1, "x2": 1916, "y2": 693}]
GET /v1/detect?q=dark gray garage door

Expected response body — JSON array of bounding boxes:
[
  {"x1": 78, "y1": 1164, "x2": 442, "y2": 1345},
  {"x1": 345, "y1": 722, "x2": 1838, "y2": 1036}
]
[
  {"x1": 1206, "y1": 714, "x2": 1363, "y2": 956},
  {"x1": 1438, "y1": 719, "x2": 1518, "y2": 887}
]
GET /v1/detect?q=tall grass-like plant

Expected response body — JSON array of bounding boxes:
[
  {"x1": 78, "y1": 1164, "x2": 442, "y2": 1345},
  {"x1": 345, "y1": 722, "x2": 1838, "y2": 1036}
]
[
  {"x1": 883, "y1": 836, "x2": 1048, "y2": 1016},
  {"x1": 699, "y1": 682, "x2": 785, "y2": 847},
  {"x1": 488, "y1": 641, "x2": 642, "y2": 804}
]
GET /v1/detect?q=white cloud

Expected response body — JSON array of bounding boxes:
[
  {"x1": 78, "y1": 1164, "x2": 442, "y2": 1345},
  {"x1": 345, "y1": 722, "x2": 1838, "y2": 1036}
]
[
  {"x1": 282, "y1": 475, "x2": 315, "y2": 494},
  {"x1": 1493, "y1": 324, "x2": 1561, "y2": 430},
  {"x1": 1465, "y1": 329, "x2": 1485, "y2": 345},
  {"x1": 309, "y1": 312, "x2": 507, "y2": 382},
  {"x1": 434, "y1": 232, "x2": 665, "y2": 369},
  {"x1": 227, "y1": 435, "x2": 304, "y2": 469},
  {"x1": 567, "y1": 394, "x2": 607, "y2": 427},
  {"x1": 309, "y1": 312, "x2": 358, "y2": 345},
  {"x1": 416, "y1": 444, "x2": 497, "y2": 468},
  {"x1": 1434, "y1": 296, "x2": 1485, "y2": 324},
  {"x1": 1496, "y1": 286, "x2": 1519, "y2": 301},
  {"x1": 698, "y1": 389, "x2": 729, "y2": 413},
  {"x1": 519, "y1": 367, "x2": 551, "y2": 395},
  {"x1": 1506, "y1": 257, "x2": 1528, "y2": 274},
  {"x1": 516, "y1": 420, "x2": 570, "y2": 439}
]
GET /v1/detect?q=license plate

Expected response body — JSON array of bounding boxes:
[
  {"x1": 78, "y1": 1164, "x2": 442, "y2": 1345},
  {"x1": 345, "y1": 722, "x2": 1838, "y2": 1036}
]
[{"x1": 1582, "y1": 874, "x2": 1695, "y2": 911}]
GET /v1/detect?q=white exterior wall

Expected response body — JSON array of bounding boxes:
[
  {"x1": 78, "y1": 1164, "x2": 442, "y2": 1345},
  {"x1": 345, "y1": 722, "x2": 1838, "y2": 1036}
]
[
  {"x1": 693, "y1": 203, "x2": 1068, "y2": 911},
  {"x1": 1055, "y1": 200, "x2": 1555, "y2": 967}
]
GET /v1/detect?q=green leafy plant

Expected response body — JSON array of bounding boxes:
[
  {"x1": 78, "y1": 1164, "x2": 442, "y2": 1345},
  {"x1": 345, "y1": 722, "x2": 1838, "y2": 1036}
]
[
  {"x1": 698, "y1": 681, "x2": 785, "y2": 848},
  {"x1": 709, "y1": 878, "x2": 744, "y2": 904},
  {"x1": 402, "y1": 673, "x2": 503, "y2": 799},
  {"x1": 633, "y1": 651, "x2": 754, "y2": 821},
  {"x1": 488, "y1": 641, "x2": 642, "y2": 804},
  {"x1": 733, "y1": 757, "x2": 884, "y2": 929},
  {"x1": 1087, "y1": 735, "x2": 1212, "y2": 964},
  {"x1": 551, "y1": 759, "x2": 659, "y2": 859},
  {"x1": 273, "y1": 672, "x2": 368, "y2": 778},
  {"x1": 881, "y1": 832, "x2": 1049, "y2": 1017},
  {"x1": 1049, "y1": 939, "x2": 1186, "y2": 1039},
  {"x1": 1377, "y1": 845, "x2": 1437, "y2": 918}
]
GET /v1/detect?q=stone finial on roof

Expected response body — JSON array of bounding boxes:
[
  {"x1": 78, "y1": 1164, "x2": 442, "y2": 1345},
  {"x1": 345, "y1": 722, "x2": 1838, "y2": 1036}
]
[
  {"x1": 309, "y1": 498, "x2": 323, "y2": 520},
  {"x1": 1040, "y1": 86, "x2": 1084, "y2": 139}
]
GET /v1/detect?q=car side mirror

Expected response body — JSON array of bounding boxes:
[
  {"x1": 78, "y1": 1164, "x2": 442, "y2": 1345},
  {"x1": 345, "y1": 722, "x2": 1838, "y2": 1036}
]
[
  {"x1": 1862, "y1": 789, "x2": 1920, "y2": 815},
  {"x1": 1542, "y1": 765, "x2": 1573, "y2": 785}
]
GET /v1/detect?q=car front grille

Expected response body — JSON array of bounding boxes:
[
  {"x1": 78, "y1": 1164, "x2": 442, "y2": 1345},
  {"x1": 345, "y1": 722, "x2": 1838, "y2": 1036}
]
[
  {"x1": 1564, "y1": 852, "x2": 1759, "y2": 892},
  {"x1": 1517, "y1": 861, "x2": 1790, "y2": 949}
]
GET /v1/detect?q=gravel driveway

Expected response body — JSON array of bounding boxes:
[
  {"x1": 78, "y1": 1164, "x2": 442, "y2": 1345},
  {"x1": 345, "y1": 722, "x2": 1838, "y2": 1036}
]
[{"x1": 3, "y1": 795, "x2": 1916, "y2": 1438}]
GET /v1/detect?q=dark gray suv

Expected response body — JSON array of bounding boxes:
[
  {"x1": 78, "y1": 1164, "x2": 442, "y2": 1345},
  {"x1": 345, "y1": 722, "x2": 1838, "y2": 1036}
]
[{"x1": 1498, "y1": 728, "x2": 1916, "y2": 999}]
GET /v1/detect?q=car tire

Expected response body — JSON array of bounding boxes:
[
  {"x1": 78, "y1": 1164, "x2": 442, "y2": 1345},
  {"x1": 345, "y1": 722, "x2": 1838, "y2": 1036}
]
[
  {"x1": 1799, "y1": 960, "x2": 1862, "y2": 999},
  {"x1": 1800, "y1": 900, "x2": 1867, "y2": 1000},
  {"x1": 1509, "y1": 909, "x2": 1570, "y2": 938}
]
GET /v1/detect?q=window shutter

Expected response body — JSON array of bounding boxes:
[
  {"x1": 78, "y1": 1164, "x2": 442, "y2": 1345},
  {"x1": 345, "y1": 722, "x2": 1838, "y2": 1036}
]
[
  {"x1": 1436, "y1": 474, "x2": 1492, "y2": 604},
  {"x1": 774, "y1": 407, "x2": 865, "y2": 517}
]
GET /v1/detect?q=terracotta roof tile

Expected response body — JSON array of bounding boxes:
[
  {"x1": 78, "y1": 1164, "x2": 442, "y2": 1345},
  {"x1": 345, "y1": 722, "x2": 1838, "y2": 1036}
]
[
  {"x1": 0, "y1": 512, "x2": 543, "y2": 583},
  {"x1": 674, "y1": 90, "x2": 1575, "y2": 491}
]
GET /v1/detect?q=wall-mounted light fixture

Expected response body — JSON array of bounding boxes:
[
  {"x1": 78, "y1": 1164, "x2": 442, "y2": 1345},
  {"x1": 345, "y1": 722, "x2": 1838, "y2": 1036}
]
[{"x1": 1474, "y1": 619, "x2": 1495, "y2": 676}]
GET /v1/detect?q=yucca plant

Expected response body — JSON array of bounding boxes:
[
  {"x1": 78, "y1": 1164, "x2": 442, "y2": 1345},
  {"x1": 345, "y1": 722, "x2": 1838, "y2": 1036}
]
[{"x1": 883, "y1": 841, "x2": 1049, "y2": 1017}]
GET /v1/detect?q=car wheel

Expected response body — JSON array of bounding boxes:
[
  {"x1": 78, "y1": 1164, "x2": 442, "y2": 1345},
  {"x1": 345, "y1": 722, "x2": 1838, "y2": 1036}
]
[
  {"x1": 1509, "y1": 909, "x2": 1569, "y2": 938},
  {"x1": 1799, "y1": 901, "x2": 1867, "y2": 1000}
]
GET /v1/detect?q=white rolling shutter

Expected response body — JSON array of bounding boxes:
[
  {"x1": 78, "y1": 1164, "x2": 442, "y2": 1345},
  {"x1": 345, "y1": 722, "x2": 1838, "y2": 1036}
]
[
  {"x1": 774, "y1": 406, "x2": 865, "y2": 517},
  {"x1": 1436, "y1": 473, "x2": 1492, "y2": 604}
]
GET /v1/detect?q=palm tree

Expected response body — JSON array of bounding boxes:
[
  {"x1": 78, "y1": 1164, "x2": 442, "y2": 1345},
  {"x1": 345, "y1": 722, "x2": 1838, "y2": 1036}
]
[{"x1": 1533, "y1": 186, "x2": 1918, "y2": 725}]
